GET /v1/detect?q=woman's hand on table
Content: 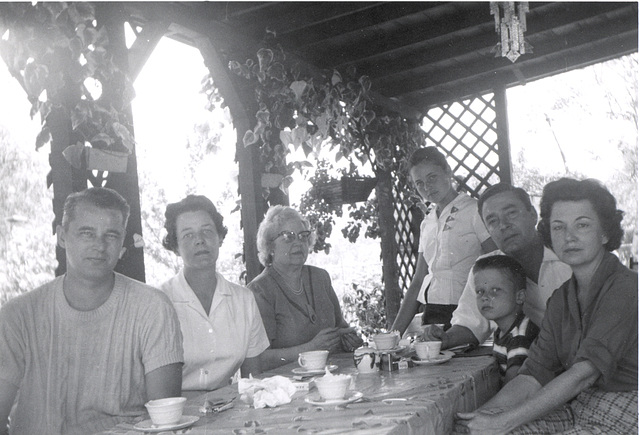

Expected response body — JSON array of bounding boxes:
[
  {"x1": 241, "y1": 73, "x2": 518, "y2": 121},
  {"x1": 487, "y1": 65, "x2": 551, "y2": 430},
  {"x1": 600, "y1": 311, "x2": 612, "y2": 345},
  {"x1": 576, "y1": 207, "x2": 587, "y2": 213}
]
[
  {"x1": 454, "y1": 409, "x2": 514, "y2": 435},
  {"x1": 422, "y1": 324, "x2": 447, "y2": 346},
  {"x1": 339, "y1": 328, "x2": 363, "y2": 352},
  {"x1": 308, "y1": 327, "x2": 342, "y2": 353}
]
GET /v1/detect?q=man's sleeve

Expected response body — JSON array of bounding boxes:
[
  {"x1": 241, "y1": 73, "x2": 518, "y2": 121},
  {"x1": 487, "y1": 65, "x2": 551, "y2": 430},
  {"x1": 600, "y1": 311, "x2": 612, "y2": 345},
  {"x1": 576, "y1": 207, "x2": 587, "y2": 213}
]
[
  {"x1": 449, "y1": 266, "x2": 492, "y2": 343},
  {"x1": 140, "y1": 292, "x2": 184, "y2": 374},
  {"x1": 0, "y1": 299, "x2": 26, "y2": 387}
]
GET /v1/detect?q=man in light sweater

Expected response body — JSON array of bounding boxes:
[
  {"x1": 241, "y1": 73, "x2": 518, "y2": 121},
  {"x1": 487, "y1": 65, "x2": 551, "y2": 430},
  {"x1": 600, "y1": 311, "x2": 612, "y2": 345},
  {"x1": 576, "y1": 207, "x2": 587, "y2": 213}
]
[
  {"x1": 0, "y1": 187, "x2": 184, "y2": 434},
  {"x1": 424, "y1": 183, "x2": 572, "y2": 349}
]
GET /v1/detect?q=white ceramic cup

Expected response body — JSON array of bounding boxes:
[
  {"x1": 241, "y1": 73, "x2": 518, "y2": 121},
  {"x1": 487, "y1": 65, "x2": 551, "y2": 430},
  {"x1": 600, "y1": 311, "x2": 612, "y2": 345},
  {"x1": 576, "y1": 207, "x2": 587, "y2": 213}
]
[
  {"x1": 315, "y1": 375, "x2": 351, "y2": 400},
  {"x1": 414, "y1": 342, "x2": 431, "y2": 360},
  {"x1": 145, "y1": 397, "x2": 186, "y2": 426},
  {"x1": 298, "y1": 350, "x2": 329, "y2": 370},
  {"x1": 372, "y1": 332, "x2": 400, "y2": 350},
  {"x1": 425, "y1": 340, "x2": 442, "y2": 359}
]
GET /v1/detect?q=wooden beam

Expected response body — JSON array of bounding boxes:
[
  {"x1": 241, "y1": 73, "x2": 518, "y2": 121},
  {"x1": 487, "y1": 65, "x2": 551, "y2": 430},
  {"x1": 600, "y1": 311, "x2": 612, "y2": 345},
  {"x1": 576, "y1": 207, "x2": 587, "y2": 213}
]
[
  {"x1": 96, "y1": 3, "x2": 146, "y2": 282},
  {"x1": 127, "y1": 19, "x2": 170, "y2": 83},
  {"x1": 402, "y1": 30, "x2": 638, "y2": 110},
  {"x1": 494, "y1": 87, "x2": 512, "y2": 185},
  {"x1": 193, "y1": 33, "x2": 265, "y2": 282},
  {"x1": 352, "y1": 2, "x2": 622, "y2": 81}
]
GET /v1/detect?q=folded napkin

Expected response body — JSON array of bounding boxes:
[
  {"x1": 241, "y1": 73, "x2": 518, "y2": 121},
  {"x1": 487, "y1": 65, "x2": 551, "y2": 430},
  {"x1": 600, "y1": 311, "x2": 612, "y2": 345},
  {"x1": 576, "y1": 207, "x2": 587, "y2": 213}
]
[{"x1": 238, "y1": 375, "x2": 297, "y2": 409}]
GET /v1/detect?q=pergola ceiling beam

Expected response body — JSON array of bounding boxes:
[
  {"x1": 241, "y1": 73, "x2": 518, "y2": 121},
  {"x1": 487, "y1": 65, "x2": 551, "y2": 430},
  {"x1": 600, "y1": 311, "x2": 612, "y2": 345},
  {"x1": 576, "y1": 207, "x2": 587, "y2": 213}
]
[
  {"x1": 348, "y1": 2, "x2": 623, "y2": 81},
  {"x1": 402, "y1": 30, "x2": 638, "y2": 110},
  {"x1": 127, "y1": 18, "x2": 170, "y2": 83},
  {"x1": 380, "y1": 8, "x2": 638, "y2": 99},
  {"x1": 124, "y1": 2, "x2": 424, "y2": 120}
]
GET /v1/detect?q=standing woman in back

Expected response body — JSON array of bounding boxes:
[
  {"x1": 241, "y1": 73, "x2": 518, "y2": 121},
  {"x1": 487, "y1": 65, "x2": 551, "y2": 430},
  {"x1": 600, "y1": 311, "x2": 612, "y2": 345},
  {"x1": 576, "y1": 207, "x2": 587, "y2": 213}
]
[{"x1": 391, "y1": 147, "x2": 496, "y2": 334}]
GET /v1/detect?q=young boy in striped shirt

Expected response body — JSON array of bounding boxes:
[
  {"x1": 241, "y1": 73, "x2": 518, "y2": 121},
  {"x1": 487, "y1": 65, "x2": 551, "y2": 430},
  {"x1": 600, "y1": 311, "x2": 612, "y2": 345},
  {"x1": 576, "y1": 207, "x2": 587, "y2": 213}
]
[{"x1": 473, "y1": 255, "x2": 540, "y2": 384}]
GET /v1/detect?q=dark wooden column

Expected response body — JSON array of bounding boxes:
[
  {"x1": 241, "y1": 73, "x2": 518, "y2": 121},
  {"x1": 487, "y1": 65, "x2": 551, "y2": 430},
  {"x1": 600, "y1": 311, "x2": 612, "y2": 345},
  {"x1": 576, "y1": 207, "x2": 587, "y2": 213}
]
[
  {"x1": 494, "y1": 86, "x2": 513, "y2": 184},
  {"x1": 375, "y1": 168, "x2": 402, "y2": 326},
  {"x1": 95, "y1": 3, "x2": 145, "y2": 282},
  {"x1": 195, "y1": 36, "x2": 266, "y2": 282}
]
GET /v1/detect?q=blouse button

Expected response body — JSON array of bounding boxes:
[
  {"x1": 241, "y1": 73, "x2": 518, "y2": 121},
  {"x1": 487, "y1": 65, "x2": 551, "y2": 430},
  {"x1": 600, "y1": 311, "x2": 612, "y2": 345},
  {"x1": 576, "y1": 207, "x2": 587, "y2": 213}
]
[{"x1": 208, "y1": 328, "x2": 213, "y2": 333}]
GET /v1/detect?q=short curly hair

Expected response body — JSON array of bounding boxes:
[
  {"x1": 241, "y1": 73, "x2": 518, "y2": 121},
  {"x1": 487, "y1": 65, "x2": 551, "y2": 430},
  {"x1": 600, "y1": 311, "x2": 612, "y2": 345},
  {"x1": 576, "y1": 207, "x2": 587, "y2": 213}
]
[
  {"x1": 256, "y1": 205, "x2": 316, "y2": 266},
  {"x1": 537, "y1": 178, "x2": 624, "y2": 252},
  {"x1": 162, "y1": 195, "x2": 228, "y2": 254}
]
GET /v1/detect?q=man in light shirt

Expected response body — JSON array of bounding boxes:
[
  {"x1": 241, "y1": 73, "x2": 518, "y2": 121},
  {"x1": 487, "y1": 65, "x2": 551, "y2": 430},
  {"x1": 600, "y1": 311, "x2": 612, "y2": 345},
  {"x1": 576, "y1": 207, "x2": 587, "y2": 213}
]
[
  {"x1": 425, "y1": 183, "x2": 572, "y2": 349},
  {"x1": 0, "y1": 188, "x2": 183, "y2": 434}
]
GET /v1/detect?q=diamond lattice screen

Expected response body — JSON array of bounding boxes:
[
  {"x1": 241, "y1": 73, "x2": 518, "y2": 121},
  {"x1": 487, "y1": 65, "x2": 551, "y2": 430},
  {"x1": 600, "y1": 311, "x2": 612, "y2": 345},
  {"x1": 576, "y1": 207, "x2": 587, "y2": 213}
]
[{"x1": 394, "y1": 92, "x2": 503, "y2": 293}]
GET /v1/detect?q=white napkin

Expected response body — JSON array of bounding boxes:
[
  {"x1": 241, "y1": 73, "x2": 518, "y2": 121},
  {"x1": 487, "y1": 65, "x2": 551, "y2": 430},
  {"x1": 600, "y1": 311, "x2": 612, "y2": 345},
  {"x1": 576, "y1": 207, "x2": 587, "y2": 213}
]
[{"x1": 238, "y1": 375, "x2": 297, "y2": 409}]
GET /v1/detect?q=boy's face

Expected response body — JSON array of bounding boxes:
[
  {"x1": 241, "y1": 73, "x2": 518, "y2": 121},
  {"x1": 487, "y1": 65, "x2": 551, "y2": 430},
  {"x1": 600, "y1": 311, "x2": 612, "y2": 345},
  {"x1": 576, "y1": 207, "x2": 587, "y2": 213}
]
[{"x1": 474, "y1": 268, "x2": 524, "y2": 323}]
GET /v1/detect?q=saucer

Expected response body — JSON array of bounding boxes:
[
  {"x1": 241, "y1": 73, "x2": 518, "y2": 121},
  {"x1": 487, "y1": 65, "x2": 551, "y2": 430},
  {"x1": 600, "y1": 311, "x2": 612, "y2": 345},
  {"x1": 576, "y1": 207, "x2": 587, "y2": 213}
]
[
  {"x1": 292, "y1": 364, "x2": 338, "y2": 375},
  {"x1": 411, "y1": 350, "x2": 454, "y2": 365},
  {"x1": 373, "y1": 345, "x2": 406, "y2": 354},
  {"x1": 305, "y1": 391, "x2": 363, "y2": 406},
  {"x1": 133, "y1": 415, "x2": 199, "y2": 432}
]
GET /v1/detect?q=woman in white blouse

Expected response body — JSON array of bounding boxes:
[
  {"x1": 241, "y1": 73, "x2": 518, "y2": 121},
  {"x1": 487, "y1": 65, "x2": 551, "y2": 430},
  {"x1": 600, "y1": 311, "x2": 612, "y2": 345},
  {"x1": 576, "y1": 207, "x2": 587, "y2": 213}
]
[
  {"x1": 159, "y1": 195, "x2": 269, "y2": 391},
  {"x1": 391, "y1": 147, "x2": 496, "y2": 334}
]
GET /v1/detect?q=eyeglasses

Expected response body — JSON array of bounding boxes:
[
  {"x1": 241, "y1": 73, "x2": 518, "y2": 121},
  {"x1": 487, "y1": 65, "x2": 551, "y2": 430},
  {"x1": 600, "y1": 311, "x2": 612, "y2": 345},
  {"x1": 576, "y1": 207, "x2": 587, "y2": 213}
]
[
  {"x1": 475, "y1": 287, "x2": 504, "y2": 299},
  {"x1": 275, "y1": 230, "x2": 312, "y2": 243}
]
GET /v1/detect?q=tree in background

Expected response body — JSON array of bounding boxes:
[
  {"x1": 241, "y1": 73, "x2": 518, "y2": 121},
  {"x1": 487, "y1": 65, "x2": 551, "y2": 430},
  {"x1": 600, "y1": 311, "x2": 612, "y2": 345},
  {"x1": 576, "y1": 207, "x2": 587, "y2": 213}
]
[{"x1": 0, "y1": 127, "x2": 56, "y2": 305}]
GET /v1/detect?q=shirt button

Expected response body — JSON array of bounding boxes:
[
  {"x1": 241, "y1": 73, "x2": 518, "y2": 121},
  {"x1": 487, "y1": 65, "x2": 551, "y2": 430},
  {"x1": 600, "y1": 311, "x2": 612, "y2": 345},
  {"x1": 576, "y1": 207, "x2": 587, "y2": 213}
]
[{"x1": 208, "y1": 329, "x2": 213, "y2": 333}]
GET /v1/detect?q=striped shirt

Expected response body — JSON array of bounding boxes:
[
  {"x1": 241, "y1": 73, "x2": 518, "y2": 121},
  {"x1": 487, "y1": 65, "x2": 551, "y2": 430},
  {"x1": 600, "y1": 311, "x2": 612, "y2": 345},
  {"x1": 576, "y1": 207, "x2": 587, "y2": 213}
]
[{"x1": 493, "y1": 312, "x2": 540, "y2": 376}]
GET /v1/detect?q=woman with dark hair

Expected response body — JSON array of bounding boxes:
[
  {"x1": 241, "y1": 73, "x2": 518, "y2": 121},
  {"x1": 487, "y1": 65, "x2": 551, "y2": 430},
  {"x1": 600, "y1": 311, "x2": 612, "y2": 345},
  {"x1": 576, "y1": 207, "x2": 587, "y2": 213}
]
[
  {"x1": 391, "y1": 146, "x2": 496, "y2": 334},
  {"x1": 457, "y1": 178, "x2": 637, "y2": 434},
  {"x1": 159, "y1": 195, "x2": 269, "y2": 391},
  {"x1": 248, "y1": 205, "x2": 362, "y2": 370}
]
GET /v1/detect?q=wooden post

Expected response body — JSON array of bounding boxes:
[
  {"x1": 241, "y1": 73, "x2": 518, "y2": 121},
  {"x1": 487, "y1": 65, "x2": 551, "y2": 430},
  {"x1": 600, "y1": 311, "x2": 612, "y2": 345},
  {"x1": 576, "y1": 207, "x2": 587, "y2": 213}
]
[
  {"x1": 95, "y1": 3, "x2": 146, "y2": 282},
  {"x1": 375, "y1": 168, "x2": 402, "y2": 326},
  {"x1": 195, "y1": 35, "x2": 266, "y2": 282},
  {"x1": 494, "y1": 86, "x2": 513, "y2": 184}
]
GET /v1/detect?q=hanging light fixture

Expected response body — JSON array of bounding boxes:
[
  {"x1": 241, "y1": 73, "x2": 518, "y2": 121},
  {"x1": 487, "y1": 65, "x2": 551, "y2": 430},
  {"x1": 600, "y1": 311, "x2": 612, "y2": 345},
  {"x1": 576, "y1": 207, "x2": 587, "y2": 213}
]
[{"x1": 490, "y1": 2, "x2": 532, "y2": 62}]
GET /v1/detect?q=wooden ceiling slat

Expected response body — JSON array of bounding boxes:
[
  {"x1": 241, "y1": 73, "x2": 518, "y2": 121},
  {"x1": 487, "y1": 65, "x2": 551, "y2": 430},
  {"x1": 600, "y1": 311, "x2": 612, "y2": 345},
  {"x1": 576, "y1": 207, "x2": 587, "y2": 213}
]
[
  {"x1": 347, "y1": 2, "x2": 626, "y2": 80},
  {"x1": 402, "y1": 31, "x2": 638, "y2": 109},
  {"x1": 377, "y1": 6, "x2": 638, "y2": 98}
]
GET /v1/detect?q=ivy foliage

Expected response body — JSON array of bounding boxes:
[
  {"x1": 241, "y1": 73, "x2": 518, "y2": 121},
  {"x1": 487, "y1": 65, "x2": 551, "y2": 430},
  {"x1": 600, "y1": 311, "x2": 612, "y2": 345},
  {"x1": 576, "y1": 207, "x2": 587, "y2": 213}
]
[
  {"x1": 0, "y1": 3, "x2": 135, "y2": 183},
  {"x1": 228, "y1": 36, "x2": 426, "y2": 251}
]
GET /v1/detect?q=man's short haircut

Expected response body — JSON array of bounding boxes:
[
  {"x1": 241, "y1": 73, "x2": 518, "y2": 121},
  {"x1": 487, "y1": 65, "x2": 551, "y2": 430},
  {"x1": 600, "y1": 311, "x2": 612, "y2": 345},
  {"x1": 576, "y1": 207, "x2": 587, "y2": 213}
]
[
  {"x1": 477, "y1": 183, "x2": 534, "y2": 217},
  {"x1": 406, "y1": 146, "x2": 451, "y2": 173},
  {"x1": 472, "y1": 254, "x2": 527, "y2": 293},
  {"x1": 537, "y1": 177, "x2": 624, "y2": 251},
  {"x1": 62, "y1": 187, "x2": 130, "y2": 230},
  {"x1": 162, "y1": 195, "x2": 228, "y2": 254}
]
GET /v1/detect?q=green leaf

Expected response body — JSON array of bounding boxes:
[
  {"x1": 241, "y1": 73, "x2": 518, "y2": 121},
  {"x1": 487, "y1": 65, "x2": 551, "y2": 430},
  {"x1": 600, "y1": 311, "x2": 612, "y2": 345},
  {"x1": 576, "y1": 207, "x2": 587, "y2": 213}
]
[
  {"x1": 35, "y1": 127, "x2": 51, "y2": 150},
  {"x1": 62, "y1": 142, "x2": 85, "y2": 169},
  {"x1": 331, "y1": 70, "x2": 342, "y2": 86},
  {"x1": 243, "y1": 130, "x2": 258, "y2": 147},
  {"x1": 112, "y1": 122, "x2": 134, "y2": 152},
  {"x1": 290, "y1": 80, "x2": 307, "y2": 101}
]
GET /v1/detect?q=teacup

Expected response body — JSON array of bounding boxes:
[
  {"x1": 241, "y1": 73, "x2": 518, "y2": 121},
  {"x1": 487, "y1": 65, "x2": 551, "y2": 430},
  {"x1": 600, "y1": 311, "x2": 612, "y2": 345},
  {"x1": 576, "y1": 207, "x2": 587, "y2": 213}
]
[
  {"x1": 298, "y1": 350, "x2": 329, "y2": 371},
  {"x1": 314, "y1": 374, "x2": 351, "y2": 400},
  {"x1": 372, "y1": 332, "x2": 400, "y2": 350},
  {"x1": 415, "y1": 341, "x2": 441, "y2": 360},
  {"x1": 353, "y1": 344, "x2": 378, "y2": 373},
  {"x1": 145, "y1": 397, "x2": 186, "y2": 426}
]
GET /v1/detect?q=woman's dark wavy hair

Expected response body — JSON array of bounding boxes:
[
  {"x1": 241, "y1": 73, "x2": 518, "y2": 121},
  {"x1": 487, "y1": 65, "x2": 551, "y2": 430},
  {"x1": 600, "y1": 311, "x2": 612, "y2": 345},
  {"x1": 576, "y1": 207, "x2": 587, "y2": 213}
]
[
  {"x1": 537, "y1": 178, "x2": 624, "y2": 252},
  {"x1": 162, "y1": 195, "x2": 228, "y2": 254}
]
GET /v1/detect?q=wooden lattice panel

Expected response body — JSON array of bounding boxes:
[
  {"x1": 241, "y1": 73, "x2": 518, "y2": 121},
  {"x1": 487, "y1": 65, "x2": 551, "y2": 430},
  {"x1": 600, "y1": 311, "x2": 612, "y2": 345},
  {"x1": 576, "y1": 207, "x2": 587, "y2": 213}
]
[
  {"x1": 422, "y1": 93, "x2": 502, "y2": 198},
  {"x1": 393, "y1": 93, "x2": 502, "y2": 293}
]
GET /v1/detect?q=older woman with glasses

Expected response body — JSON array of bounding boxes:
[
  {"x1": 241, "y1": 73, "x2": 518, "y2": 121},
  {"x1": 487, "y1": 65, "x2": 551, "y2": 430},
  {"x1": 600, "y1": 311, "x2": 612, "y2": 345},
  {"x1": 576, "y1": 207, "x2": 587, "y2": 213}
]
[
  {"x1": 248, "y1": 205, "x2": 363, "y2": 369},
  {"x1": 159, "y1": 195, "x2": 269, "y2": 391}
]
